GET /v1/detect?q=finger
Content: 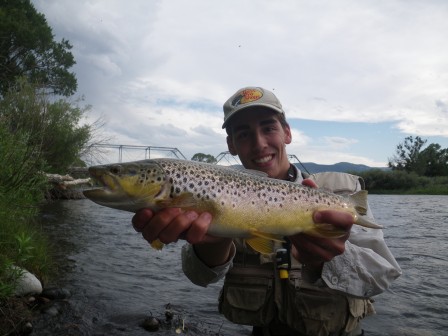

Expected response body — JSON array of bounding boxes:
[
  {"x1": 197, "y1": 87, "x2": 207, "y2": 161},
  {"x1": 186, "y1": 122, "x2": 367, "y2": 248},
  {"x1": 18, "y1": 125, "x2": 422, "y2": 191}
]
[
  {"x1": 184, "y1": 212, "x2": 212, "y2": 244},
  {"x1": 290, "y1": 234, "x2": 347, "y2": 263},
  {"x1": 132, "y1": 208, "x2": 154, "y2": 232},
  {"x1": 157, "y1": 210, "x2": 200, "y2": 244},
  {"x1": 141, "y1": 208, "x2": 182, "y2": 243},
  {"x1": 302, "y1": 178, "x2": 318, "y2": 188},
  {"x1": 313, "y1": 210, "x2": 354, "y2": 231}
]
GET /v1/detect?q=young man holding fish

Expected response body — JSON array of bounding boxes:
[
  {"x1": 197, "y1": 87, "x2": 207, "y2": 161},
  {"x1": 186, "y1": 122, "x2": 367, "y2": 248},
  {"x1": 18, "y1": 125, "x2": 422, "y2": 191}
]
[{"x1": 132, "y1": 87, "x2": 401, "y2": 336}]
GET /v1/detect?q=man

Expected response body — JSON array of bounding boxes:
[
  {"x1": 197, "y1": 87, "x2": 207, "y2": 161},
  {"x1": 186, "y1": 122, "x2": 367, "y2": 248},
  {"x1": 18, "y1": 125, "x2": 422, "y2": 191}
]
[{"x1": 132, "y1": 87, "x2": 401, "y2": 335}]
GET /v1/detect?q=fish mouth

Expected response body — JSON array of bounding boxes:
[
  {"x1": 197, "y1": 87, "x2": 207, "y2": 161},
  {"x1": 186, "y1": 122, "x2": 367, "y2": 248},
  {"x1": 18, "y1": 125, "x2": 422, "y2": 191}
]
[{"x1": 83, "y1": 169, "x2": 123, "y2": 201}]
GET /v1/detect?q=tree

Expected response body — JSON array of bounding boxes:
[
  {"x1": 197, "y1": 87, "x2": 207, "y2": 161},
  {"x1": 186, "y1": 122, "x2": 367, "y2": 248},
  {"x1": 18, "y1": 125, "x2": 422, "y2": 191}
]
[
  {"x1": 191, "y1": 153, "x2": 217, "y2": 164},
  {"x1": 0, "y1": 0, "x2": 77, "y2": 96},
  {"x1": 389, "y1": 136, "x2": 448, "y2": 176},
  {"x1": 419, "y1": 143, "x2": 448, "y2": 177},
  {"x1": 388, "y1": 136, "x2": 427, "y2": 174}
]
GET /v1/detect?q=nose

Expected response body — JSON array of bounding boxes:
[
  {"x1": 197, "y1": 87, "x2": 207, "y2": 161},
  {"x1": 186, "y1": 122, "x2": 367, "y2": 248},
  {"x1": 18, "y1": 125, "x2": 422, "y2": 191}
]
[{"x1": 252, "y1": 130, "x2": 267, "y2": 151}]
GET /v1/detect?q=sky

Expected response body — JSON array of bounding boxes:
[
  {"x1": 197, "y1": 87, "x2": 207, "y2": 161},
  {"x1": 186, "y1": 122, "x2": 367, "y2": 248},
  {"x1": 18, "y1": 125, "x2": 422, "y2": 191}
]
[{"x1": 32, "y1": 0, "x2": 448, "y2": 167}]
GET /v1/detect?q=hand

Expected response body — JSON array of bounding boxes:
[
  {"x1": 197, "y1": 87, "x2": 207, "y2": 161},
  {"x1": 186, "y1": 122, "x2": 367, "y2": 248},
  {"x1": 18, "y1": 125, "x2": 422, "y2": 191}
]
[
  {"x1": 289, "y1": 179, "x2": 354, "y2": 268},
  {"x1": 132, "y1": 208, "x2": 217, "y2": 245},
  {"x1": 132, "y1": 208, "x2": 233, "y2": 266}
]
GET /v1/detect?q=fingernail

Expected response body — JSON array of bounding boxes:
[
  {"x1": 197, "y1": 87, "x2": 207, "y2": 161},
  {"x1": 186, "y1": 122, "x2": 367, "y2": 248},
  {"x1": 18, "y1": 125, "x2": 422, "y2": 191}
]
[
  {"x1": 200, "y1": 212, "x2": 212, "y2": 222},
  {"x1": 313, "y1": 212, "x2": 322, "y2": 223},
  {"x1": 185, "y1": 211, "x2": 198, "y2": 220}
]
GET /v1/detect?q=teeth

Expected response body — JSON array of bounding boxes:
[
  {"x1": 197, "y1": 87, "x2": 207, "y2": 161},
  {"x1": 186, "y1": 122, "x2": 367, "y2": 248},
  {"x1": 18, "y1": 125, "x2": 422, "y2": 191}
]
[{"x1": 254, "y1": 155, "x2": 272, "y2": 163}]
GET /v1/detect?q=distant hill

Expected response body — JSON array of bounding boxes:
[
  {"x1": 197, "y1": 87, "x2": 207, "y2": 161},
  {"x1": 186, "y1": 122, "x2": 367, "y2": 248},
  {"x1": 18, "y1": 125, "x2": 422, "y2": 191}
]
[{"x1": 294, "y1": 162, "x2": 389, "y2": 174}]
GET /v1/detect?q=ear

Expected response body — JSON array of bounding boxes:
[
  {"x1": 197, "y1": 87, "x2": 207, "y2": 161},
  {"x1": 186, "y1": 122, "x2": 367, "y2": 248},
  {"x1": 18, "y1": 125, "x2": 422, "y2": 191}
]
[
  {"x1": 227, "y1": 136, "x2": 237, "y2": 155},
  {"x1": 284, "y1": 125, "x2": 292, "y2": 144}
]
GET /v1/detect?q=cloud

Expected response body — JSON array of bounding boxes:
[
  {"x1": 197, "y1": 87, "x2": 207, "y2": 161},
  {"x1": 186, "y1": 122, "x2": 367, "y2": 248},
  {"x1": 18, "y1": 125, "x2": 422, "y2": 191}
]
[{"x1": 31, "y1": 0, "x2": 448, "y2": 166}]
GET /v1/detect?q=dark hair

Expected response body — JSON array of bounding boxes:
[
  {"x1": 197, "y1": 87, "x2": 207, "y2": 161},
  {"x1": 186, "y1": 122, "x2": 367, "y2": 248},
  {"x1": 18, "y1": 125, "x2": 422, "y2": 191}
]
[{"x1": 225, "y1": 109, "x2": 289, "y2": 135}]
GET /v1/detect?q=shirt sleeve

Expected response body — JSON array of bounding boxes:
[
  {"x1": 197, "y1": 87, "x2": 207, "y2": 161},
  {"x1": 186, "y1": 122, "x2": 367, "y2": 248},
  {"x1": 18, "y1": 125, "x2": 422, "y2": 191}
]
[
  {"x1": 319, "y1": 205, "x2": 402, "y2": 297},
  {"x1": 181, "y1": 241, "x2": 236, "y2": 287}
]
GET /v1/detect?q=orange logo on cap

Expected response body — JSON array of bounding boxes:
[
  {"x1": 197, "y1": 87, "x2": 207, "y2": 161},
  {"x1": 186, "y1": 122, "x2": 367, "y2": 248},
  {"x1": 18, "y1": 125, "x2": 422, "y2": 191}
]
[{"x1": 232, "y1": 88, "x2": 263, "y2": 107}]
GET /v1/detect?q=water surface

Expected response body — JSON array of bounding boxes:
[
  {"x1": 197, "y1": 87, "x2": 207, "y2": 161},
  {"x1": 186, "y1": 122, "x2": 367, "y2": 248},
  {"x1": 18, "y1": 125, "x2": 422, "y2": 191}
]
[{"x1": 34, "y1": 195, "x2": 448, "y2": 335}]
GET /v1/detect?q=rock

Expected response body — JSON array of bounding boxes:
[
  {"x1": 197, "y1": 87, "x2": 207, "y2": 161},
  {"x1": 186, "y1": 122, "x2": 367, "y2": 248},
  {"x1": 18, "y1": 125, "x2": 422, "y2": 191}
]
[
  {"x1": 13, "y1": 267, "x2": 43, "y2": 296},
  {"x1": 141, "y1": 316, "x2": 160, "y2": 332},
  {"x1": 41, "y1": 287, "x2": 71, "y2": 300},
  {"x1": 21, "y1": 322, "x2": 33, "y2": 335},
  {"x1": 42, "y1": 304, "x2": 60, "y2": 317}
]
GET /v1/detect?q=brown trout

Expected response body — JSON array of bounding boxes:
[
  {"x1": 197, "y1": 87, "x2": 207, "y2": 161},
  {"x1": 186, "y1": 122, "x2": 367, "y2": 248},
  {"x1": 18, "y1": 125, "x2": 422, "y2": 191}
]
[{"x1": 83, "y1": 158, "x2": 381, "y2": 253}]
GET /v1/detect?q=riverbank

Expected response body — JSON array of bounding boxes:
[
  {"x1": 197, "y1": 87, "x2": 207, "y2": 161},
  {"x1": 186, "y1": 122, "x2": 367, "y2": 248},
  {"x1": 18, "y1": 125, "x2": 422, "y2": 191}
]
[{"x1": 0, "y1": 287, "x2": 71, "y2": 335}]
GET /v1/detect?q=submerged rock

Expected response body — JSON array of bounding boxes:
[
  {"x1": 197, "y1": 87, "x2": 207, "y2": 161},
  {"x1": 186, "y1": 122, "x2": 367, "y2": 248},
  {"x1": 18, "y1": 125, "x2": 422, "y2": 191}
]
[
  {"x1": 41, "y1": 287, "x2": 71, "y2": 300},
  {"x1": 141, "y1": 316, "x2": 160, "y2": 331}
]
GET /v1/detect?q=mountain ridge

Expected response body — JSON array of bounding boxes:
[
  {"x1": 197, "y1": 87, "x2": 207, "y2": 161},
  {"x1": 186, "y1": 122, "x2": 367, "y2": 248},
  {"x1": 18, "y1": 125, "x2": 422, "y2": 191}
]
[{"x1": 294, "y1": 162, "x2": 388, "y2": 174}]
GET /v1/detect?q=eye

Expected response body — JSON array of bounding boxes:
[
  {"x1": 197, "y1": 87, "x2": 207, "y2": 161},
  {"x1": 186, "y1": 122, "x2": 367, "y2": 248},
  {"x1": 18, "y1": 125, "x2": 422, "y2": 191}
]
[
  {"x1": 110, "y1": 166, "x2": 121, "y2": 174},
  {"x1": 263, "y1": 126, "x2": 276, "y2": 133},
  {"x1": 235, "y1": 131, "x2": 248, "y2": 140}
]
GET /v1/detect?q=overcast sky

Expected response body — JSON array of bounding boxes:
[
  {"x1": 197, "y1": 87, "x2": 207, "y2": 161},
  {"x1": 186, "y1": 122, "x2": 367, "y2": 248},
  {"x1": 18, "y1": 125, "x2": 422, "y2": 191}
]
[{"x1": 32, "y1": 0, "x2": 448, "y2": 167}]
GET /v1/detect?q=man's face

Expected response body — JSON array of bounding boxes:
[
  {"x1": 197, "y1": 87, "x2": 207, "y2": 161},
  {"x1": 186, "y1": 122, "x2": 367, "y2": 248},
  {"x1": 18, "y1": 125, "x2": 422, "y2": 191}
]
[{"x1": 226, "y1": 108, "x2": 292, "y2": 180}]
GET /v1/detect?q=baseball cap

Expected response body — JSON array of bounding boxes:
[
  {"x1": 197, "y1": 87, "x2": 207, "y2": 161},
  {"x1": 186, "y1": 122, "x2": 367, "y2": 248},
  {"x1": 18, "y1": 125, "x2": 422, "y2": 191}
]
[{"x1": 222, "y1": 87, "x2": 285, "y2": 128}]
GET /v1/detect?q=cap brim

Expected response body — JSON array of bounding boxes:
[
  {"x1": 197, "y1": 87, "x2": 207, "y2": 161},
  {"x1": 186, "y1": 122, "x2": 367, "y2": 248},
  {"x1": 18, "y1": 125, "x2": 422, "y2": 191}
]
[{"x1": 222, "y1": 104, "x2": 285, "y2": 128}]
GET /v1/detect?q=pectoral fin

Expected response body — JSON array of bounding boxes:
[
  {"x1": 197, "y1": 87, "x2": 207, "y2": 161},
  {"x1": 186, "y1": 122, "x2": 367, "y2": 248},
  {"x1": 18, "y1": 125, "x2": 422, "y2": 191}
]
[{"x1": 156, "y1": 192, "x2": 198, "y2": 208}]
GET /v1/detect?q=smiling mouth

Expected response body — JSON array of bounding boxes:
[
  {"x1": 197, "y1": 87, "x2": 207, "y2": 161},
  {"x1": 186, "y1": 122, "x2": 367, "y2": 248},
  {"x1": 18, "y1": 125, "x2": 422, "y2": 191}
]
[{"x1": 253, "y1": 155, "x2": 273, "y2": 164}]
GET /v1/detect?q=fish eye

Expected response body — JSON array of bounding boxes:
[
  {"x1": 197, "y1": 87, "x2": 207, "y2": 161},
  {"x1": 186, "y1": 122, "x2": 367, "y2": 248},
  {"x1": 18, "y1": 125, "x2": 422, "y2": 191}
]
[{"x1": 110, "y1": 166, "x2": 121, "y2": 174}]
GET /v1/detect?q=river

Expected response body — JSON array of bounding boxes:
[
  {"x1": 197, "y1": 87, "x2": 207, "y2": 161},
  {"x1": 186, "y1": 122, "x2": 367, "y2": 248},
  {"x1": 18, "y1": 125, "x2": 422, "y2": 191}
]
[{"x1": 33, "y1": 195, "x2": 448, "y2": 335}]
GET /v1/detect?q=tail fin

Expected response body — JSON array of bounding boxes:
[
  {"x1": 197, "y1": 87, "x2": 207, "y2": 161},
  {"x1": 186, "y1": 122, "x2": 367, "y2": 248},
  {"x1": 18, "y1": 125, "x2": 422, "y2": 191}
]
[{"x1": 355, "y1": 215, "x2": 383, "y2": 229}]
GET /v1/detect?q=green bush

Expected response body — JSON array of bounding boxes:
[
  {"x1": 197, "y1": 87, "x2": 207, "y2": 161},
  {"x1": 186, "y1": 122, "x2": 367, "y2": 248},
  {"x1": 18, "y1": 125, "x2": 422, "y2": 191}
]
[
  {"x1": 359, "y1": 169, "x2": 448, "y2": 194},
  {"x1": 0, "y1": 91, "x2": 51, "y2": 298}
]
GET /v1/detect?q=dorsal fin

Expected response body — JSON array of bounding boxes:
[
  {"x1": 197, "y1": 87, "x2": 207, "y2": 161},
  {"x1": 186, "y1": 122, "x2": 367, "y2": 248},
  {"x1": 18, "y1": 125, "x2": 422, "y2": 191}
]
[{"x1": 348, "y1": 190, "x2": 368, "y2": 215}]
